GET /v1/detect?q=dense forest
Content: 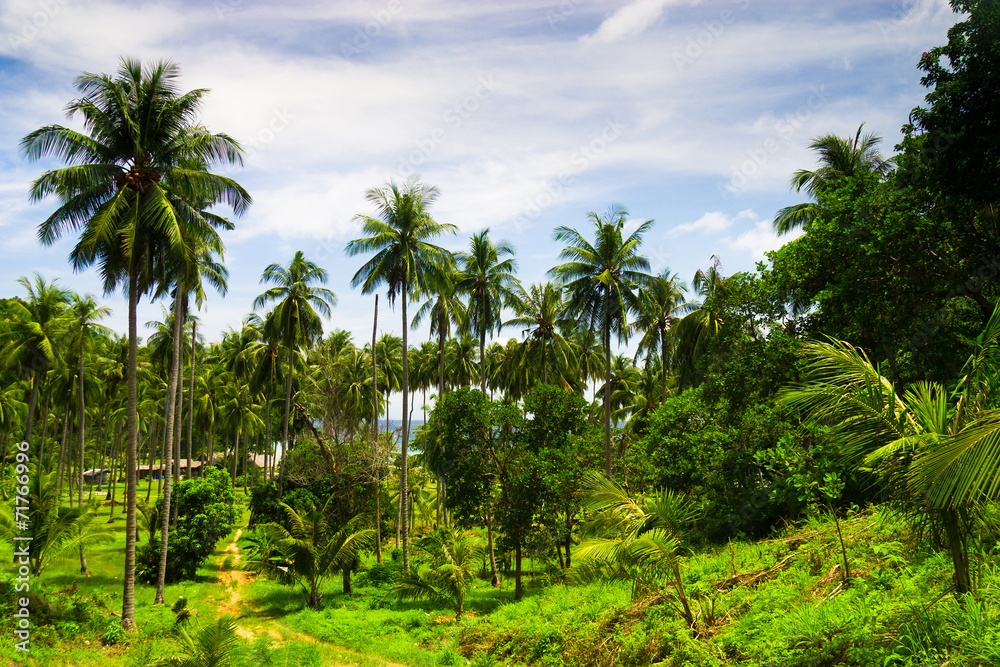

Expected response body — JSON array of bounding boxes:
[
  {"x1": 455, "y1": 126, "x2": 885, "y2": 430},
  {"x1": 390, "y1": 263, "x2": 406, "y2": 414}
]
[{"x1": 3, "y1": 1, "x2": 1000, "y2": 665}]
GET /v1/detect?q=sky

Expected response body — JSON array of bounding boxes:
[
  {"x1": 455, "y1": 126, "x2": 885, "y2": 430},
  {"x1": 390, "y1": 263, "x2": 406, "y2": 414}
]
[{"x1": 0, "y1": 0, "x2": 962, "y2": 415}]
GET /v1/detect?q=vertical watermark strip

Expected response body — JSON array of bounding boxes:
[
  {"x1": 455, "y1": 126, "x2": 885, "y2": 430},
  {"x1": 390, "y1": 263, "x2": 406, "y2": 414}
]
[{"x1": 12, "y1": 440, "x2": 32, "y2": 653}]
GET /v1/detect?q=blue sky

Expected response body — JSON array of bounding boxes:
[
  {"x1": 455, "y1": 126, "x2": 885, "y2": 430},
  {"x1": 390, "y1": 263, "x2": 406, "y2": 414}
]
[{"x1": 0, "y1": 0, "x2": 961, "y2": 413}]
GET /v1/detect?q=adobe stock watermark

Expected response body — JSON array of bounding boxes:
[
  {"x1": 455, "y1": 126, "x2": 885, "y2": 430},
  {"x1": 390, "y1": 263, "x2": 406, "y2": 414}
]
[
  {"x1": 546, "y1": 0, "x2": 580, "y2": 29},
  {"x1": 340, "y1": 0, "x2": 403, "y2": 57},
  {"x1": 6, "y1": 0, "x2": 69, "y2": 52},
  {"x1": 874, "y1": 0, "x2": 920, "y2": 40},
  {"x1": 12, "y1": 441, "x2": 32, "y2": 653},
  {"x1": 387, "y1": 74, "x2": 500, "y2": 182},
  {"x1": 508, "y1": 117, "x2": 627, "y2": 233},
  {"x1": 717, "y1": 84, "x2": 831, "y2": 201},
  {"x1": 672, "y1": 0, "x2": 752, "y2": 72}
]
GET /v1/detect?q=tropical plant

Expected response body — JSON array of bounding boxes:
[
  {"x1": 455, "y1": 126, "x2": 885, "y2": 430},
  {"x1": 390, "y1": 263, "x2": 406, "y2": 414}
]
[
  {"x1": 779, "y1": 303, "x2": 1000, "y2": 594},
  {"x1": 345, "y1": 176, "x2": 456, "y2": 573},
  {"x1": 22, "y1": 58, "x2": 250, "y2": 629},
  {"x1": 244, "y1": 499, "x2": 375, "y2": 608},
  {"x1": 456, "y1": 229, "x2": 518, "y2": 393},
  {"x1": 387, "y1": 527, "x2": 483, "y2": 620},
  {"x1": 772, "y1": 124, "x2": 891, "y2": 235},
  {"x1": 506, "y1": 282, "x2": 576, "y2": 390},
  {"x1": 573, "y1": 472, "x2": 700, "y2": 626},
  {"x1": 632, "y1": 269, "x2": 688, "y2": 403},
  {"x1": 253, "y1": 250, "x2": 336, "y2": 497},
  {"x1": 550, "y1": 204, "x2": 653, "y2": 475},
  {"x1": 151, "y1": 614, "x2": 241, "y2": 667}
]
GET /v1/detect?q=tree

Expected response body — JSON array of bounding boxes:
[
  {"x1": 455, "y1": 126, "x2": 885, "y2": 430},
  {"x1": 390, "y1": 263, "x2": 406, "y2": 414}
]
[
  {"x1": 456, "y1": 229, "x2": 518, "y2": 393},
  {"x1": 772, "y1": 124, "x2": 890, "y2": 235},
  {"x1": 506, "y1": 282, "x2": 576, "y2": 390},
  {"x1": 632, "y1": 270, "x2": 687, "y2": 403},
  {"x1": 22, "y1": 58, "x2": 250, "y2": 629},
  {"x1": 388, "y1": 528, "x2": 483, "y2": 620},
  {"x1": 780, "y1": 304, "x2": 1000, "y2": 594},
  {"x1": 245, "y1": 499, "x2": 374, "y2": 608},
  {"x1": 152, "y1": 614, "x2": 240, "y2": 667},
  {"x1": 253, "y1": 251, "x2": 336, "y2": 498},
  {"x1": 550, "y1": 204, "x2": 653, "y2": 475},
  {"x1": 68, "y1": 292, "x2": 112, "y2": 575},
  {"x1": 345, "y1": 176, "x2": 456, "y2": 573}
]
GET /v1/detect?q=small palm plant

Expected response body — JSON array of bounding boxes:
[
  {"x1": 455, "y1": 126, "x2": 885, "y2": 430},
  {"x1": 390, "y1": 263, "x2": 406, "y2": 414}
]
[
  {"x1": 152, "y1": 614, "x2": 240, "y2": 667},
  {"x1": 573, "y1": 473, "x2": 701, "y2": 627},
  {"x1": 242, "y1": 499, "x2": 374, "y2": 608},
  {"x1": 387, "y1": 527, "x2": 483, "y2": 621}
]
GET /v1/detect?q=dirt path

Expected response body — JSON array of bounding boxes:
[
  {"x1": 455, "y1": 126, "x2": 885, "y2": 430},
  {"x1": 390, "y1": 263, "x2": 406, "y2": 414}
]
[{"x1": 214, "y1": 528, "x2": 409, "y2": 667}]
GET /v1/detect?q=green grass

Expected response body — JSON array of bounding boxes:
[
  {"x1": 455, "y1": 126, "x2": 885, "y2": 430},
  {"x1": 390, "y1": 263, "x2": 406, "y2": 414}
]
[{"x1": 6, "y1": 495, "x2": 1000, "y2": 666}]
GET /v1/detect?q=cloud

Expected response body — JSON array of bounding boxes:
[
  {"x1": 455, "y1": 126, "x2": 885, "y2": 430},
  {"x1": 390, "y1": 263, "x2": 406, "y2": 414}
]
[
  {"x1": 581, "y1": 0, "x2": 680, "y2": 46},
  {"x1": 723, "y1": 217, "x2": 803, "y2": 261},
  {"x1": 670, "y1": 208, "x2": 754, "y2": 235}
]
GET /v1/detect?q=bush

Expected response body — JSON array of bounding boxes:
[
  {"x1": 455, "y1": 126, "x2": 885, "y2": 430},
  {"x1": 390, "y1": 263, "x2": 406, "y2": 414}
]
[{"x1": 137, "y1": 468, "x2": 238, "y2": 583}]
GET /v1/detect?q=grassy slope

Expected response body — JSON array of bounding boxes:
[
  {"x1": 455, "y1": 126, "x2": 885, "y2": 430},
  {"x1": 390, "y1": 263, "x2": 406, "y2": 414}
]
[{"x1": 5, "y1": 497, "x2": 1000, "y2": 667}]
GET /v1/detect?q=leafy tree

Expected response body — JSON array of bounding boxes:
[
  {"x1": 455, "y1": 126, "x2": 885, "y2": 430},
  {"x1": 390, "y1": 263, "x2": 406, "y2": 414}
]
[
  {"x1": 550, "y1": 204, "x2": 653, "y2": 475},
  {"x1": 346, "y1": 176, "x2": 456, "y2": 573},
  {"x1": 387, "y1": 527, "x2": 483, "y2": 620},
  {"x1": 137, "y1": 468, "x2": 238, "y2": 583}
]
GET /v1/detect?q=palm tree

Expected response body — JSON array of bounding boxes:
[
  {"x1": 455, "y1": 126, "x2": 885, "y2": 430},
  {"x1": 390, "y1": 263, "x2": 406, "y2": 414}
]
[
  {"x1": 780, "y1": 304, "x2": 1000, "y2": 594},
  {"x1": 673, "y1": 256, "x2": 729, "y2": 389},
  {"x1": 345, "y1": 176, "x2": 457, "y2": 573},
  {"x1": 574, "y1": 473, "x2": 700, "y2": 625},
  {"x1": 412, "y1": 268, "x2": 466, "y2": 409},
  {"x1": 22, "y1": 58, "x2": 250, "y2": 630},
  {"x1": 152, "y1": 614, "x2": 240, "y2": 667},
  {"x1": 69, "y1": 293, "x2": 112, "y2": 574},
  {"x1": 506, "y1": 281, "x2": 577, "y2": 389},
  {"x1": 244, "y1": 501, "x2": 375, "y2": 608},
  {"x1": 550, "y1": 204, "x2": 653, "y2": 475},
  {"x1": 632, "y1": 270, "x2": 688, "y2": 403},
  {"x1": 388, "y1": 527, "x2": 483, "y2": 620},
  {"x1": 456, "y1": 230, "x2": 518, "y2": 393},
  {"x1": 252, "y1": 251, "x2": 336, "y2": 498},
  {"x1": 2, "y1": 275, "x2": 71, "y2": 455},
  {"x1": 772, "y1": 124, "x2": 891, "y2": 235}
]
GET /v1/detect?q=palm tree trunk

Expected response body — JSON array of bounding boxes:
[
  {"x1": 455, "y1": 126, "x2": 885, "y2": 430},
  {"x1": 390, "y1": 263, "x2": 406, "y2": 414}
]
[
  {"x1": 171, "y1": 365, "x2": 183, "y2": 528},
  {"x1": 945, "y1": 508, "x2": 971, "y2": 594},
  {"x1": 372, "y1": 294, "x2": 382, "y2": 564},
  {"x1": 24, "y1": 371, "x2": 40, "y2": 452},
  {"x1": 279, "y1": 343, "x2": 294, "y2": 499},
  {"x1": 603, "y1": 326, "x2": 612, "y2": 477},
  {"x1": 122, "y1": 274, "x2": 139, "y2": 631},
  {"x1": 56, "y1": 407, "x2": 70, "y2": 502},
  {"x1": 400, "y1": 291, "x2": 410, "y2": 574},
  {"x1": 155, "y1": 289, "x2": 184, "y2": 605},
  {"x1": 186, "y1": 316, "x2": 196, "y2": 480},
  {"x1": 108, "y1": 420, "x2": 120, "y2": 522},
  {"x1": 514, "y1": 540, "x2": 523, "y2": 601},
  {"x1": 486, "y1": 514, "x2": 500, "y2": 587},
  {"x1": 480, "y1": 326, "x2": 487, "y2": 393},
  {"x1": 145, "y1": 419, "x2": 157, "y2": 503},
  {"x1": 661, "y1": 330, "x2": 669, "y2": 404},
  {"x1": 78, "y1": 348, "x2": 91, "y2": 575}
]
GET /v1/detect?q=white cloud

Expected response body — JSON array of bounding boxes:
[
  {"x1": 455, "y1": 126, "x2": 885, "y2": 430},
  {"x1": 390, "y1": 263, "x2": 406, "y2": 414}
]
[
  {"x1": 581, "y1": 0, "x2": 681, "y2": 46},
  {"x1": 723, "y1": 217, "x2": 803, "y2": 261},
  {"x1": 670, "y1": 208, "x2": 754, "y2": 236}
]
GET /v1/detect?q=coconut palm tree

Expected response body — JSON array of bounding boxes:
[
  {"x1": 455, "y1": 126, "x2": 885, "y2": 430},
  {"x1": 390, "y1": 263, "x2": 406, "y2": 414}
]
[
  {"x1": 412, "y1": 268, "x2": 466, "y2": 408},
  {"x1": 68, "y1": 293, "x2": 112, "y2": 574},
  {"x1": 506, "y1": 282, "x2": 577, "y2": 389},
  {"x1": 345, "y1": 176, "x2": 456, "y2": 573},
  {"x1": 772, "y1": 124, "x2": 891, "y2": 235},
  {"x1": 456, "y1": 230, "x2": 518, "y2": 393},
  {"x1": 253, "y1": 251, "x2": 336, "y2": 497},
  {"x1": 22, "y1": 58, "x2": 250, "y2": 630},
  {"x1": 780, "y1": 304, "x2": 1000, "y2": 594},
  {"x1": 550, "y1": 204, "x2": 653, "y2": 475},
  {"x1": 388, "y1": 527, "x2": 483, "y2": 620},
  {"x1": 632, "y1": 270, "x2": 688, "y2": 403}
]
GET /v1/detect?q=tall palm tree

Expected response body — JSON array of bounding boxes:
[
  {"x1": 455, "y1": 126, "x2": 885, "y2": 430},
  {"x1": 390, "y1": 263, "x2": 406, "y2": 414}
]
[
  {"x1": 69, "y1": 293, "x2": 112, "y2": 575},
  {"x1": 412, "y1": 268, "x2": 466, "y2": 409},
  {"x1": 252, "y1": 251, "x2": 336, "y2": 498},
  {"x1": 456, "y1": 230, "x2": 518, "y2": 393},
  {"x1": 550, "y1": 204, "x2": 653, "y2": 475},
  {"x1": 632, "y1": 270, "x2": 688, "y2": 403},
  {"x1": 2, "y1": 275, "x2": 71, "y2": 454},
  {"x1": 22, "y1": 58, "x2": 250, "y2": 630},
  {"x1": 772, "y1": 123, "x2": 891, "y2": 235},
  {"x1": 345, "y1": 176, "x2": 456, "y2": 573},
  {"x1": 506, "y1": 282, "x2": 576, "y2": 389}
]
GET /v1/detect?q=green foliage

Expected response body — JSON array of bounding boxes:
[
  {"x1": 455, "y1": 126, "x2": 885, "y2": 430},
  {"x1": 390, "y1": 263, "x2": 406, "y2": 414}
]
[
  {"x1": 137, "y1": 468, "x2": 238, "y2": 583},
  {"x1": 152, "y1": 614, "x2": 241, "y2": 667},
  {"x1": 387, "y1": 527, "x2": 483, "y2": 620}
]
